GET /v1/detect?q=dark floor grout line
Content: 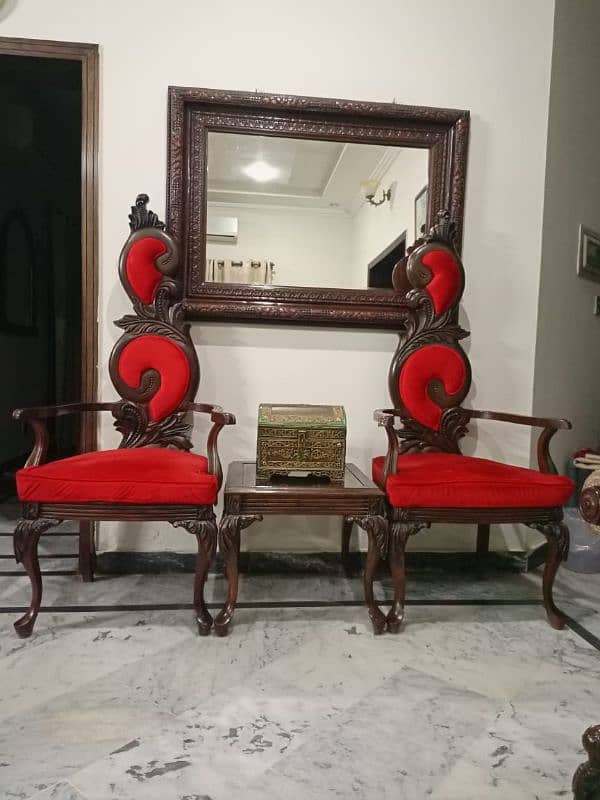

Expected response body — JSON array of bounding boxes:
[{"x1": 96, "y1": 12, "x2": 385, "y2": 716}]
[
  {"x1": 0, "y1": 554, "x2": 77, "y2": 560},
  {"x1": 564, "y1": 614, "x2": 600, "y2": 652},
  {"x1": 0, "y1": 570, "x2": 78, "y2": 577},
  {"x1": 0, "y1": 598, "x2": 547, "y2": 614}
]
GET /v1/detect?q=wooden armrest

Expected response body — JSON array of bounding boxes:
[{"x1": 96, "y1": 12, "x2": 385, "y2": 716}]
[
  {"x1": 467, "y1": 409, "x2": 571, "y2": 430},
  {"x1": 373, "y1": 408, "x2": 403, "y2": 427},
  {"x1": 184, "y1": 401, "x2": 236, "y2": 490},
  {"x1": 184, "y1": 402, "x2": 236, "y2": 426},
  {"x1": 467, "y1": 408, "x2": 572, "y2": 475},
  {"x1": 13, "y1": 402, "x2": 117, "y2": 421},
  {"x1": 14, "y1": 402, "x2": 118, "y2": 468},
  {"x1": 373, "y1": 409, "x2": 401, "y2": 485}
]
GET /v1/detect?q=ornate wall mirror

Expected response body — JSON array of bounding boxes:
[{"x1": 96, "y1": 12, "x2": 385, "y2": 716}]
[{"x1": 167, "y1": 87, "x2": 469, "y2": 328}]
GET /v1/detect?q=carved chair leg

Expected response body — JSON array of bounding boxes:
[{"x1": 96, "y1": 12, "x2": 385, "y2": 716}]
[
  {"x1": 214, "y1": 514, "x2": 261, "y2": 637},
  {"x1": 349, "y1": 516, "x2": 387, "y2": 635},
  {"x1": 529, "y1": 520, "x2": 569, "y2": 630},
  {"x1": 341, "y1": 515, "x2": 354, "y2": 576},
  {"x1": 572, "y1": 724, "x2": 600, "y2": 800},
  {"x1": 13, "y1": 517, "x2": 61, "y2": 638},
  {"x1": 173, "y1": 514, "x2": 217, "y2": 635},
  {"x1": 387, "y1": 521, "x2": 426, "y2": 634},
  {"x1": 78, "y1": 521, "x2": 96, "y2": 583},
  {"x1": 476, "y1": 523, "x2": 490, "y2": 559}
]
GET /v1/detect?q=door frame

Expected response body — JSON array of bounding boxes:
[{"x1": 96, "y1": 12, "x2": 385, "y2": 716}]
[{"x1": 0, "y1": 37, "x2": 99, "y2": 579}]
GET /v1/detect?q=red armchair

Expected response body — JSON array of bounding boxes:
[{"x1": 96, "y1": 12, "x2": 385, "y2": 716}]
[
  {"x1": 12, "y1": 194, "x2": 235, "y2": 637},
  {"x1": 373, "y1": 212, "x2": 573, "y2": 634}
]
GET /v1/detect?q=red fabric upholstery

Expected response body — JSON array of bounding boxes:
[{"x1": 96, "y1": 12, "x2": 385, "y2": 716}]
[
  {"x1": 125, "y1": 236, "x2": 166, "y2": 304},
  {"x1": 399, "y1": 344, "x2": 467, "y2": 430},
  {"x1": 421, "y1": 248, "x2": 461, "y2": 315},
  {"x1": 117, "y1": 335, "x2": 191, "y2": 422},
  {"x1": 372, "y1": 453, "x2": 573, "y2": 508},
  {"x1": 16, "y1": 448, "x2": 217, "y2": 505}
]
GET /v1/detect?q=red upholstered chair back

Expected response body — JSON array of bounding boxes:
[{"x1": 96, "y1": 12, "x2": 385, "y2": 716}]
[
  {"x1": 389, "y1": 211, "x2": 471, "y2": 453},
  {"x1": 109, "y1": 194, "x2": 199, "y2": 450}
]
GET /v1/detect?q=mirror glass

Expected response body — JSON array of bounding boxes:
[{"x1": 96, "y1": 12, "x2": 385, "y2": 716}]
[{"x1": 206, "y1": 132, "x2": 428, "y2": 290}]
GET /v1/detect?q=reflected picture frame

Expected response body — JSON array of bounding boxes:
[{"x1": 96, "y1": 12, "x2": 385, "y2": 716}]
[
  {"x1": 414, "y1": 185, "x2": 428, "y2": 240},
  {"x1": 577, "y1": 225, "x2": 600, "y2": 284}
]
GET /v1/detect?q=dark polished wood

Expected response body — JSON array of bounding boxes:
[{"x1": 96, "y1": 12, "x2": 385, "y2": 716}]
[
  {"x1": 374, "y1": 214, "x2": 571, "y2": 633},
  {"x1": 0, "y1": 37, "x2": 100, "y2": 581},
  {"x1": 12, "y1": 197, "x2": 234, "y2": 637},
  {"x1": 215, "y1": 461, "x2": 387, "y2": 636},
  {"x1": 573, "y1": 725, "x2": 600, "y2": 799},
  {"x1": 166, "y1": 86, "x2": 469, "y2": 329}
]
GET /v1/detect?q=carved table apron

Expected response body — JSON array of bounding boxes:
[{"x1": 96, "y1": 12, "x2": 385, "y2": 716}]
[{"x1": 215, "y1": 461, "x2": 387, "y2": 635}]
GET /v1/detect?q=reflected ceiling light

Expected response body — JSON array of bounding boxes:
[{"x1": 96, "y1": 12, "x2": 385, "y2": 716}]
[
  {"x1": 360, "y1": 179, "x2": 391, "y2": 207},
  {"x1": 243, "y1": 160, "x2": 279, "y2": 182}
]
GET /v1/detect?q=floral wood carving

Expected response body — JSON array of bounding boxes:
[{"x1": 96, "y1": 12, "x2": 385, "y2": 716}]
[
  {"x1": 109, "y1": 194, "x2": 200, "y2": 450},
  {"x1": 388, "y1": 211, "x2": 472, "y2": 454}
]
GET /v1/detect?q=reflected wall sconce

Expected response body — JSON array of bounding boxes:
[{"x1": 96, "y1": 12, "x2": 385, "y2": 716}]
[{"x1": 360, "y1": 179, "x2": 392, "y2": 207}]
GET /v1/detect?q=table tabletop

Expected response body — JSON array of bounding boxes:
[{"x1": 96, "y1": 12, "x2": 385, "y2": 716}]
[{"x1": 224, "y1": 461, "x2": 383, "y2": 498}]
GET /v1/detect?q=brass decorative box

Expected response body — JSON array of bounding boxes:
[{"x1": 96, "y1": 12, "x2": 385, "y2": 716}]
[{"x1": 256, "y1": 404, "x2": 346, "y2": 482}]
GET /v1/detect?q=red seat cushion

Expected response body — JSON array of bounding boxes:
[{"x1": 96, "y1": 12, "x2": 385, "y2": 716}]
[
  {"x1": 372, "y1": 453, "x2": 573, "y2": 508},
  {"x1": 17, "y1": 448, "x2": 218, "y2": 505}
]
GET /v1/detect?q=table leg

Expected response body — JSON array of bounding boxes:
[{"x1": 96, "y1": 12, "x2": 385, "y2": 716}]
[
  {"x1": 341, "y1": 515, "x2": 354, "y2": 575},
  {"x1": 214, "y1": 514, "x2": 262, "y2": 636},
  {"x1": 349, "y1": 515, "x2": 387, "y2": 635}
]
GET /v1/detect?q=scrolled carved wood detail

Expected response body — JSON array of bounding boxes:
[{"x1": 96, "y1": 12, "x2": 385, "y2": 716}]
[
  {"x1": 14, "y1": 518, "x2": 62, "y2": 563},
  {"x1": 348, "y1": 515, "x2": 388, "y2": 558},
  {"x1": 172, "y1": 510, "x2": 217, "y2": 553},
  {"x1": 109, "y1": 195, "x2": 199, "y2": 450},
  {"x1": 219, "y1": 514, "x2": 263, "y2": 556},
  {"x1": 573, "y1": 724, "x2": 600, "y2": 800},
  {"x1": 580, "y1": 485, "x2": 600, "y2": 526}
]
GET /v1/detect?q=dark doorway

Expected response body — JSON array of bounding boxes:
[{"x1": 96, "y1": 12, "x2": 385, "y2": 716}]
[
  {"x1": 0, "y1": 38, "x2": 98, "y2": 579},
  {"x1": 367, "y1": 232, "x2": 406, "y2": 289},
  {"x1": 0, "y1": 54, "x2": 82, "y2": 493}
]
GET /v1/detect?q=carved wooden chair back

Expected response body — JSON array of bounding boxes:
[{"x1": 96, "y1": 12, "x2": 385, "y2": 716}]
[
  {"x1": 109, "y1": 194, "x2": 199, "y2": 451},
  {"x1": 389, "y1": 211, "x2": 471, "y2": 454}
]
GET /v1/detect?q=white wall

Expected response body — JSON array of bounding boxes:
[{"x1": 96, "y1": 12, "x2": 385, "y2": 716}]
[
  {"x1": 206, "y1": 203, "x2": 353, "y2": 288},
  {"x1": 1, "y1": 0, "x2": 556, "y2": 553},
  {"x1": 350, "y1": 148, "x2": 429, "y2": 287},
  {"x1": 533, "y1": 0, "x2": 600, "y2": 473}
]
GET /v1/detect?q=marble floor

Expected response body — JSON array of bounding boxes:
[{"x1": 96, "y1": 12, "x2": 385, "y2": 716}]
[{"x1": 0, "y1": 508, "x2": 599, "y2": 799}]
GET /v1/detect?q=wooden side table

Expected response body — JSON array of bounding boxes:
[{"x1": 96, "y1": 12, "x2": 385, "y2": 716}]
[{"x1": 214, "y1": 461, "x2": 387, "y2": 636}]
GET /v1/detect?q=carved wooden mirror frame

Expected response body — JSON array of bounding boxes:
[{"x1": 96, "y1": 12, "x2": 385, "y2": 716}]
[{"x1": 167, "y1": 86, "x2": 469, "y2": 329}]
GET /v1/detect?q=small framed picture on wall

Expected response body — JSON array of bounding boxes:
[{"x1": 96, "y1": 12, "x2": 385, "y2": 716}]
[
  {"x1": 577, "y1": 225, "x2": 600, "y2": 283},
  {"x1": 414, "y1": 185, "x2": 428, "y2": 240}
]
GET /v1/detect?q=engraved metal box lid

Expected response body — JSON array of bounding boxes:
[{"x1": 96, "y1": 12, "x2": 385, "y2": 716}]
[{"x1": 256, "y1": 403, "x2": 347, "y2": 482}]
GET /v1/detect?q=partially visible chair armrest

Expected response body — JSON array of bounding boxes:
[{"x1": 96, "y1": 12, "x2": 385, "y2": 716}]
[
  {"x1": 184, "y1": 401, "x2": 236, "y2": 490},
  {"x1": 467, "y1": 409, "x2": 572, "y2": 474},
  {"x1": 13, "y1": 402, "x2": 118, "y2": 468},
  {"x1": 373, "y1": 408, "x2": 403, "y2": 486}
]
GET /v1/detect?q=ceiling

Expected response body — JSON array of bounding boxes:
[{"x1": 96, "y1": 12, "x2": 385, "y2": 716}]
[{"x1": 207, "y1": 132, "x2": 403, "y2": 212}]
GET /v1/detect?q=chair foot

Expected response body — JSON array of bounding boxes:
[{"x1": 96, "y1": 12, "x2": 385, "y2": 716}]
[
  {"x1": 197, "y1": 613, "x2": 213, "y2": 636},
  {"x1": 386, "y1": 604, "x2": 405, "y2": 634},
  {"x1": 369, "y1": 607, "x2": 387, "y2": 635},
  {"x1": 214, "y1": 605, "x2": 233, "y2": 637},
  {"x1": 14, "y1": 612, "x2": 36, "y2": 639}
]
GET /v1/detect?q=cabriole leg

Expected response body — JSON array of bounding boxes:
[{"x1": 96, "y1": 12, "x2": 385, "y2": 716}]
[
  {"x1": 351, "y1": 516, "x2": 387, "y2": 635},
  {"x1": 529, "y1": 520, "x2": 569, "y2": 630},
  {"x1": 214, "y1": 514, "x2": 261, "y2": 637},
  {"x1": 13, "y1": 517, "x2": 61, "y2": 638},
  {"x1": 173, "y1": 513, "x2": 217, "y2": 635},
  {"x1": 387, "y1": 520, "x2": 426, "y2": 634}
]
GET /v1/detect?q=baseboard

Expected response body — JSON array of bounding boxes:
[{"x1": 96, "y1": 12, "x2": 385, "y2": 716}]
[{"x1": 96, "y1": 549, "x2": 529, "y2": 575}]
